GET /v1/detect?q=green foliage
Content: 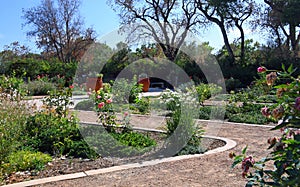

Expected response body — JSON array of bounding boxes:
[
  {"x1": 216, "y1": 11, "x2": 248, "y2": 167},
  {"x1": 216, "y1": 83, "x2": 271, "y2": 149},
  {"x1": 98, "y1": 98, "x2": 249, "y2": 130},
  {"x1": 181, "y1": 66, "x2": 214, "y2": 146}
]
[
  {"x1": 80, "y1": 126, "x2": 156, "y2": 157},
  {"x1": 0, "y1": 92, "x2": 29, "y2": 166},
  {"x1": 110, "y1": 77, "x2": 142, "y2": 104},
  {"x1": 4, "y1": 150, "x2": 52, "y2": 172},
  {"x1": 225, "y1": 77, "x2": 243, "y2": 92},
  {"x1": 160, "y1": 88, "x2": 205, "y2": 155},
  {"x1": 111, "y1": 131, "x2": 156, "y2": 149},
  {"x1": 131, "y1": 97, "x2": 150, "y2": 114},
  {"x1": 0, "y1": 74, "x2": 26, "y2": 96},
  {"x1": 195, "y1": 83, "x2": 222, "y2": 103},
  {"x1": 21, "y1": 79, "x2": 56, "y2": 96},
  {"x1": 74, "y1": 99, "x2": 95, "y2": 111}
]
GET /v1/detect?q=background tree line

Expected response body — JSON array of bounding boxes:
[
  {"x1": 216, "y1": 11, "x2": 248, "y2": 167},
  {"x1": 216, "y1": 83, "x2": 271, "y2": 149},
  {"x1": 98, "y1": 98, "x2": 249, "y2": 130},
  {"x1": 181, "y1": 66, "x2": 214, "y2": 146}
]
[{"x1": 0, "y1": 0, "x2": 299, "y2": 90}]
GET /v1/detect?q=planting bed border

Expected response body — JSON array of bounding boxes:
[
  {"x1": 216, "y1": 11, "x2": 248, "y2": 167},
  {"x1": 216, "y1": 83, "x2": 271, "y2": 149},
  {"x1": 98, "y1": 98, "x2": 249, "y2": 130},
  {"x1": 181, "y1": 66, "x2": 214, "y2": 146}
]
[{"x1": 2, "y1": 135, "x2": 236, "y2": 187}]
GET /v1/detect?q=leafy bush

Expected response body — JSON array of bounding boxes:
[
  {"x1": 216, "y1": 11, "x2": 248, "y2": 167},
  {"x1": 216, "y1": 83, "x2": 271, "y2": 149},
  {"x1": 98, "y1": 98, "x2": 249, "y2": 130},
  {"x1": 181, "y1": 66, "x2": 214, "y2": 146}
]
[
  {"x1": 227, "y1": 112, "x2": 271, "y2": 124},
  {"x1": 110, "y1": 77, "x2": 143, "y2": 104},
  {"x1": 225, "y1": 77, "x2": 243, "y2": 92},
  {"x1": 195, "y1": 83, "x2": 222, "y2": 103},
  {"x1": 0, "y1": 92, "x2": 29, "y2": 166},
  {"x1": 111, "y1": 131, "x2": 156, "y2": 149},
  {"x1": 4, "y1": 150, "x2": 52, "y2": 172},
  {"x1": 226, "y1": 103, "x2": 275, "y2": 124},
  {"x1": 0, "y1": 74, "x2": 26, "y2": 96},
  {"x1": 160, "y1": 88, "x2": 204, "y2": 155},
  {"x1": 74, "y1": 99, "x2": 95, "y2": 111},
  {"x1": 131, "y1": 97, "x2": 150, "y2": 114},
  {"x1": 80, "y1": 126, "x2": 156, "y2": 157},
  {"x1": 24, "y1": 87, "x2": 98, "y2": 159},
  {"x1": 24, "y1": 110, "x2": 98, "y2": 159},
  {"x1": 21, "y1": 80, "x2": 56, "y2": 96}
]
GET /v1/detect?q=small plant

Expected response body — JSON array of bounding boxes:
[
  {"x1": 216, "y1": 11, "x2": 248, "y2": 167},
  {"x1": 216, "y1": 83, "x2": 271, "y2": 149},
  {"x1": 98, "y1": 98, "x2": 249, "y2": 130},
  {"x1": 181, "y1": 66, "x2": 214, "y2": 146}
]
[
  {"x1": 195, "y1": 83, "x2": 222, "y2": 104},
  {"x1": 4, "y1": 150, "x2": 52, "y2": 172}
]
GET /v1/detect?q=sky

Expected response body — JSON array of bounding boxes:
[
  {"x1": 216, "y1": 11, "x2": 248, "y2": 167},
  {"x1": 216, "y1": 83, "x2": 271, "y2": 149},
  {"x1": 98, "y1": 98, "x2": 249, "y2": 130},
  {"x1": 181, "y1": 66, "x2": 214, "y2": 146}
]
[{"x1": 0, "y1": 0, "x2": 262, "y2": 54}]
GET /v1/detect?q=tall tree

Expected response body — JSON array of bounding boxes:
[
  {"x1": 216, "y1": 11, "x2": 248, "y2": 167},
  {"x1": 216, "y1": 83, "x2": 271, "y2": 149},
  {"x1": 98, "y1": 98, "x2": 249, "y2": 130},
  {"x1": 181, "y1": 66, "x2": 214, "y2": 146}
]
[
  {"x1": 23, "y1": 0, "x2": 96, "y2": 63},
  {"x1": 196, "y1": 0, "x2": 256, "y2": 64},
  {"x1": 108, "y1": 0, "x2": 203, "y2": 62},
  {"x1": 262, "y1": 0, "x2": 300, "y2": 56}
]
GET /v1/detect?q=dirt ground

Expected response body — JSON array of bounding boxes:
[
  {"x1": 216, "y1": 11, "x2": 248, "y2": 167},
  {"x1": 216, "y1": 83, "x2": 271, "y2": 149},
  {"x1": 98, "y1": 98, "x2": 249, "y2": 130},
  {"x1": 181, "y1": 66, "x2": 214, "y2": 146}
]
[{"x1": 30, "y1": 111, "x2": 281, "y2": 187}]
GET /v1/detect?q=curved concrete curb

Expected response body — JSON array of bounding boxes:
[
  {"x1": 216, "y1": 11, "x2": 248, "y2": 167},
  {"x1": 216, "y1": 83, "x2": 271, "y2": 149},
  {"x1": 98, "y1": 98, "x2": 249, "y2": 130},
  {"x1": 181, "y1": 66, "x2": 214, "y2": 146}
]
[{"x1": 2, "y1": 136, "x2": 236, "y2": 187}]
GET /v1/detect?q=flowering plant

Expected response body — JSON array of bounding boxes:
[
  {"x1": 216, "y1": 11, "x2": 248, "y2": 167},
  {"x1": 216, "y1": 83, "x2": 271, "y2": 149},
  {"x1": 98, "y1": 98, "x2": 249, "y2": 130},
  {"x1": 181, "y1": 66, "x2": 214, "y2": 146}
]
[
  {"x1": 231, "y1": 64, "x2": 300, "y2": 186},
  {"x1": 90, "y1": 83, "x2": 131, "y2": 132}
]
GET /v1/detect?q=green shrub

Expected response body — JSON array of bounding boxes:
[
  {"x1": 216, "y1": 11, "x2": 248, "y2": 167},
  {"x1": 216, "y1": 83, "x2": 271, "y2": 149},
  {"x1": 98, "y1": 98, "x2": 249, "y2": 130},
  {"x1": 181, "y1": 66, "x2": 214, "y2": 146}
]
[
  {"x1": 24, "y1": 112, "x2": 97, "y2": 159},
  {"x1": 110, "y1": 77, "x2": 142, "y2": 104},
  {"x1": 80, "y1": 126, "x2": 156, "y2": 157},
  {"x1": 21, "y1": 80, "x2": 56, "y2": 96},
  {"x1": 111, "y1": 131, "x2": 156, "y2": 149},
  {"x1": 225, "y1": 77, "x2": 242, "y2": 92},
  {"x1": 74, "y1": 99, "x2": 95, "y2": 111},
  {"x1": 160, "y1": 88, "x2": 204, "y2": 155},
  {"x1": 131, "y1": 97, "x2": 150, "y2": 114},
  {"x1": 5, "y1": 150, "x2": 52, "y2": 172},
  {"x1": 195, "y1": 83, "x2": 222, "y2": 103},
  {"x1": 0, "y1": 74, "x2": 26, "y2": 96},
  {"x1": 0, "y1": 92, "x2": 29, "y2": 165},
  {"x1": 24, "y1": 87, "x2": 98, "y2": 159},
  {"x1": 227, "y1": 112, "x2": 270, "y2": 124}
]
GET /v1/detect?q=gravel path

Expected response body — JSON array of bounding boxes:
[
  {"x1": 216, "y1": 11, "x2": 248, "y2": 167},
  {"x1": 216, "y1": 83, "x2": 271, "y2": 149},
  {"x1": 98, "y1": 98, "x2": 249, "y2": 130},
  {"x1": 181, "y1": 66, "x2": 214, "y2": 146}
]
[{"x1": 33, "y1": 111, "x2": 280, "y2": 187}]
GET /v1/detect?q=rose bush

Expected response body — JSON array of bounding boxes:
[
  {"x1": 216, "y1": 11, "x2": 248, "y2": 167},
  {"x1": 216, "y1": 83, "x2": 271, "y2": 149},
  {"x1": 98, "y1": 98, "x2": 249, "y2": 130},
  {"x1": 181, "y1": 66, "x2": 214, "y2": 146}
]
[{"x1": 231, "y1": 64, "x2": 300, "y2": 186}]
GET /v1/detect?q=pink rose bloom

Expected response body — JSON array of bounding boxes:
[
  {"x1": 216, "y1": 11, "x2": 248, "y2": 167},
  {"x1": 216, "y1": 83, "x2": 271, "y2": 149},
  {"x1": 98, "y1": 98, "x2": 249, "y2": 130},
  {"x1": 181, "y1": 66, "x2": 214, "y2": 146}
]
[
  {"x1": 106, "y1": 98, "x2": 112, "y2": 104},
  {"x1": 261, "y1": 106, "x2": 270, "y2": 117},
  {"x1": 98, "y1": 102, "x2": 105, "y2": 109},
  {"x1": 257, "y1": 67, "x2": 266, "y2": 73},
  {"x1": 295, "y1": 97, "x2": 300, "y2": 111},
  {"x1": 124, "y1": 111, "x2": 129, "y2": 116},
  {"x1": 97, "y1": 95, "x2": 101, "y2": 99},
  {"x1": 69, "y1": 85, "x2": 74, "y2": 89}
]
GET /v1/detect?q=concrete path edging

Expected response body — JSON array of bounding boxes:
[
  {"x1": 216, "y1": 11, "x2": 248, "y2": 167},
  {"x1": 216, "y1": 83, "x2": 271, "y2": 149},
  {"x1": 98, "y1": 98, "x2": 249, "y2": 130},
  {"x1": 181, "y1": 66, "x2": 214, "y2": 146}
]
[{"x1": 2, "y1": 136, "x2": 236, "y2": 187}]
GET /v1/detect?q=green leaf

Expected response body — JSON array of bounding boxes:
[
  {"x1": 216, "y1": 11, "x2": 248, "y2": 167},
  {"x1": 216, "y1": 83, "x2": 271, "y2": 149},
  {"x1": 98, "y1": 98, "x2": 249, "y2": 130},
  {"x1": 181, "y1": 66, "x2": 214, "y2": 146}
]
[
  {"x1": 231, "y1": 155, "x2": 244, "y2": 168},
  {"x1": 242, "y1": 146, "x2": 248, "y2": 155},
  {"x1": 287, "y1": 64, "x2": 293, "y2": 73},
  {"x1": 282, "y1": 63, "x2": 286, "y2": 71}
]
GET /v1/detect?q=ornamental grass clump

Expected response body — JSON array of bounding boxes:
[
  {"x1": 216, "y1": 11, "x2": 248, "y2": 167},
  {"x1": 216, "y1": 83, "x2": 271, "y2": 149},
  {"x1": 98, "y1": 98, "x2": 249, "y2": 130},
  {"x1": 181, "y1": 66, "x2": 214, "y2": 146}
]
[{"x1": 231, "y1": 64, "x2": 300, "y2": 186}]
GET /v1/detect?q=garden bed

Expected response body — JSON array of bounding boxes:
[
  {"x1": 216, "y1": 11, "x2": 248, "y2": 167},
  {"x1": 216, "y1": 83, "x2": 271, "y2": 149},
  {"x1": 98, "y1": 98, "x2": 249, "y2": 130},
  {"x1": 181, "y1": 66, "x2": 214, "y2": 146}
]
[{"x1": 2, "y1": 130, "x2": 225, "y2": 185}]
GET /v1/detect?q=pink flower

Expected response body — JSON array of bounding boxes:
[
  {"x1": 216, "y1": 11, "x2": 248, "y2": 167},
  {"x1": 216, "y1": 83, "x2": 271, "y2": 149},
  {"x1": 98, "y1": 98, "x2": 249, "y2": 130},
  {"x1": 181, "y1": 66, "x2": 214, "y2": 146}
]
[
  {"x1": 98, "y1": 102, "x2": 105, "y2": 109},
  {"x1": 87, "y1": 92, "x2": 92, "y2": 96},
  {"x1": 257, "y1": 66, "x2": 266, "y2": 73},
  {"x1": 241, "y1": 156, "x2": 255, "y2": 178},
  {"x1": 295, "y1": 97, "x2": 300, "y2": 111},
  {"x1": 261, "y1": 106, "x2": 270, "y2": 117},
  {"x1": 124, "y1": 111, "x2": 129, "y2": 116},
  {"x1": 97, "y1": 95, "x2": 101, "y2": 99},
  {"x1": 106, "y1": 98, "x2": 112, "y2": 104},
  {"x1": 69, "y1": 85, "x2": 74, "y2": 89}
]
